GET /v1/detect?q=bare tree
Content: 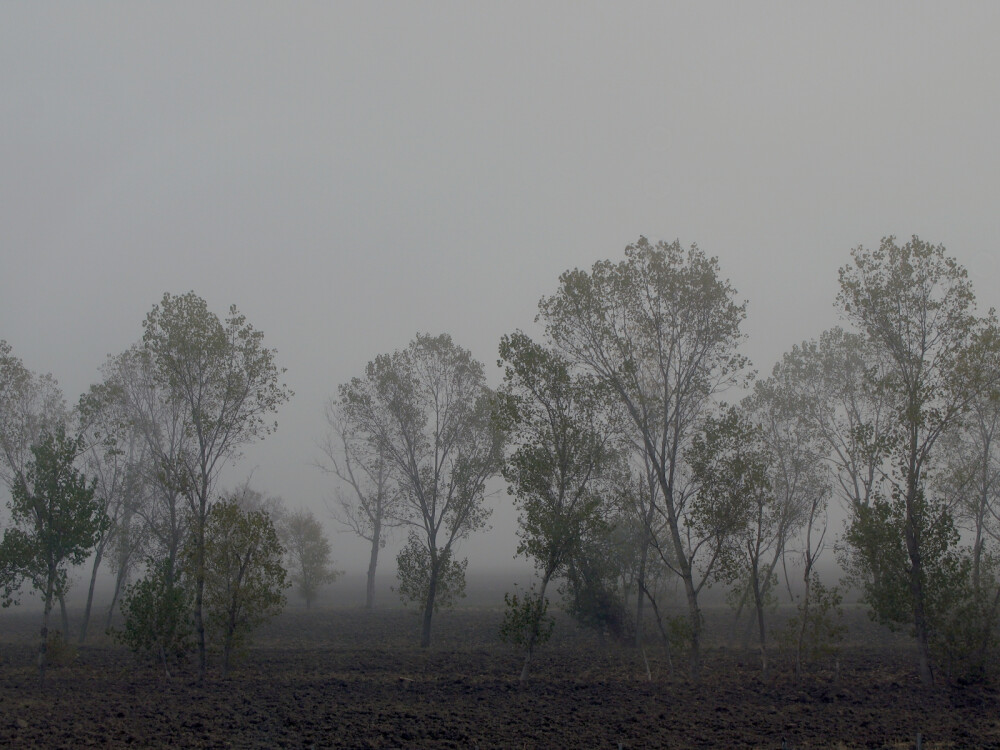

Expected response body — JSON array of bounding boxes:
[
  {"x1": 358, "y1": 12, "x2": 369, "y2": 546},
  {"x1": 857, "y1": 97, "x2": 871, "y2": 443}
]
[
  {"x1": 340, "y1": 333, "x2": 505, "y2": 647},
  {"x1": 319, "y1": 402, "x2": 401, "y2": 609},
  {"x1": 0, "y1": 339, "x2": 67, "y2": 494}
]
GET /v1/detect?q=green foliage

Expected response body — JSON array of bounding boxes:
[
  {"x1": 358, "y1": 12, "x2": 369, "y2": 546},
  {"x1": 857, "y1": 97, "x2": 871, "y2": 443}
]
[
  {"x1": 836, "y1": 236, "x2": 996, "y2": 683},
  {"x1": 0, "y1": 427, "x2": 108, "y2": 601},
  {"x1": 395, "y1": 532, "x2": 467, "y2": 611},
  {"x1": 281, "y1": 509, "x2": 340, "y2": 608},
  {"x1": 198, "y1": 500, "x2": 288, "y2": 674},
  {"x1": 114, "y1": 560, "x2": 193, "y2": 669},
  {"x1": 688, "y1": 406, "x2": 774, "y2": 587},
  {"x1": 495, "y1": 331, "x2": 614, "y2": 581},
  {"x1": 499, "y1": 586, "x2": 554, "y2": 652}
]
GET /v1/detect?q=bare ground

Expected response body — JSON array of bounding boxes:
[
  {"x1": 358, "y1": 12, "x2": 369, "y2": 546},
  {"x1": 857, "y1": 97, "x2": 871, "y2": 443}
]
[{"x1": 0, "y1": 606, "x2": 997, "y2": 748}]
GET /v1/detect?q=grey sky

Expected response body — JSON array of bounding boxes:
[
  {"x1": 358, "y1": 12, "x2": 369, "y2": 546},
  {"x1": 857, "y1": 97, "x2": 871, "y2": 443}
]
[{"x1": 3, "y1": 3, "x2": 999, "y2": 579}]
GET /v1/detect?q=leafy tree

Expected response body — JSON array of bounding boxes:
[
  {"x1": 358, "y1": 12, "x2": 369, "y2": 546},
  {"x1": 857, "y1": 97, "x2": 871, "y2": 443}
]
[
  {"x1": 494, "y1": 331, "x2": 615, "y2": 682},
  {"x1": 280, "y1": 508, "x2": 340, "y2": 608},
  {"x1": 340, "y1": 333, "x2": 504, "y2": 647},
  {"x1": 197, "y1": 499, "x2": 288, "y2": 677},
  {"x1": 837, "y1": 236, "x2": 997, "y2": 684},
  {"x1": 498, "y1": 585, "x2": 554, "y2": 669},
  {"x1": 0, "y1": 427, "x2": 108, "y2": 679},
  {"x1": 319, "y1": 401, "x2": 401, "y2": 608},
  {"x1": 141, "y1": 291, "x2": 292, "y2": 681},
  {"x1": 537, "y1": 237, "x2": 749, "y2": 679}
]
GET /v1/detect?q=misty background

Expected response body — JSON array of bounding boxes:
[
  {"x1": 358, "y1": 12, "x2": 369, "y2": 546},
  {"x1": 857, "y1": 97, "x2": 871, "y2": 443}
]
[{"x1": 2, "y1": 3, "x2": 999, "y2": 605}]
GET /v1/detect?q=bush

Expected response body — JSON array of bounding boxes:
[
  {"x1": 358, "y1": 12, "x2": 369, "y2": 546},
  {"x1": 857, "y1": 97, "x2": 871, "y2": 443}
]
[{"x1": 113, "y1": 560, "x2": 193, "y2": 675}]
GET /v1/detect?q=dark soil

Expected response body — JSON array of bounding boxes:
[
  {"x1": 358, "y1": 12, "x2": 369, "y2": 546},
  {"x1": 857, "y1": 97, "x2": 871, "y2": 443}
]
[{"x1": 0, "y1": 606, "x2": 997, "y2": 748}]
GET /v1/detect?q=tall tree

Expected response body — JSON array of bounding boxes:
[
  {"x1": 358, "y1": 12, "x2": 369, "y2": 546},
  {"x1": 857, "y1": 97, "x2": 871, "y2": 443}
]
[
  {"x1": 494, "y1": 331, "x2": 615, "y2": 683},
  {"x1": 837, "y1": 236, "x2": 995, "y2": 684},
  {"x1": 319, "y1": 402, "x2": 401, "y2": 608},
  {"x1": 340, "y1": 333, "x2": 505, "y2": 647},
  {"x1": 0, "y1": 427, "x2": 108, "y2": 680},
  {"x1": 141, "y1": 292, "x2": 292, "y2": 681},
  {"x1": 537, "y1": 237, "x2": 749, "y2": 678}
]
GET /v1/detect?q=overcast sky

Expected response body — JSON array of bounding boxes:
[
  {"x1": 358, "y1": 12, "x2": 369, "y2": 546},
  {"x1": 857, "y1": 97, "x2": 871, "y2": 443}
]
[{"x1": 3, "y1": 3, "x2": 1000, "y2": 584}]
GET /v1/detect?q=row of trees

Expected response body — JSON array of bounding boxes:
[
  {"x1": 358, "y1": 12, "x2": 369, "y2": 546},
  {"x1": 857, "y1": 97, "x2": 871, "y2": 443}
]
[
  {"x1": 326, "y1": 236, "x2": 1000, "y2": 686},
  {"x1": 0, "y1": 293, "x2": 338, "y2": 680}
]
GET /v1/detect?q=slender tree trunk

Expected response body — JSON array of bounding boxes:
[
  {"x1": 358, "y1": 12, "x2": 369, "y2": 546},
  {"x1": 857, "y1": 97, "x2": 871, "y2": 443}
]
[
  {"x1": 79, "y1": 542, "x2": 106, "y2": 644},
  {"x1": 795, "y1": 565, "x2": 813, "y2": 680},
  {"x1": 752, "y1": 561, "x2": 768, "y2": 681},
  {"x1": 519, "y1": 571, "x2": 553, "y2": 685},
  {"x1": 105, "y1": 556, "x2": 129, "y2": 631},
  {"x1": 904, "y1": 441, "x2": 933, "y2": 686},
  {"x1": 39, "y1": 575, "x2": 55, "y2": 683},
  {"x1": 634, "y1": 540, "x2": 648, "y2": 649},
  {"x1": 366, "y1": 521, "x2": 381, "y2": 610},
  {"x1": 642, "y1": 582, "x2": 674, "y2": 676},
  {"x1": 658, "y1": 480, "x2": 702, "y2": 679},
  {"x1": 194, "y1": 501, "x2": 207, "y2": 683},
  {"x1": 420, "y1": 555, "x2": 439, "y2": 648},
  {"x1": 58, "y1": 593, "x2": 69, "y2": 637}
]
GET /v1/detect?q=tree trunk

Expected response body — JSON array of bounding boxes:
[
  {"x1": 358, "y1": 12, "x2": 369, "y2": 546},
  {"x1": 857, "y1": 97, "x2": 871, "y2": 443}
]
[
  {"x1": 194, "y1": 509, "x2": 207, "y2": 683},
  {"x1": 105, "y1": 555, "x2": 128, "y2": 631},
  {"x1": 643, "y1": 582, "x2": 673, "y2": 676},
  {"x1": 752, "y1": 563, "x2": 769, "y2": 681},
  {"x1": 39, "y1": 573, "x2": 56, "y2": 683},
  {"x1": 58, "y1": 593, "x2": 69, "y2": 638},
  {"x1": 795, "y1": 568, "x2": 812, "y2": 680},
  {"x1": 366, "y1": 522, "x2": 381, "y2": 610},
  {"x1": 420, "y1": 557, "x2": 439, "y2": 648},
  {"x1": 681, "y1": 572, "x2": 701, "y2": 680},
  {"x1": 519, "y1": 571, "x2": 553, "y2": 685},
  {"x1": 904, "y1": 445, "x2": 934, "y2": 686},
  {"x1": 79, "y1": 542, "x2": 106, "y2": 644},
  {"x1": 634, "y1": 541, "x2": 648, "y2": 649}
]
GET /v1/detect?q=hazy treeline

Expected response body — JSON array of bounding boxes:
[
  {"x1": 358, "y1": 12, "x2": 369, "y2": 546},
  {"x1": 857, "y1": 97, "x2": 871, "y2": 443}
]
[{"x1": 2, "y1": 235, "x2": 999, "y2": 688}]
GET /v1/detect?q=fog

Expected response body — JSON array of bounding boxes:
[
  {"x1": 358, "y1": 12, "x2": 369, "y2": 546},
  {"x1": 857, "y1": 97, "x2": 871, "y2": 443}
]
[{"x1": 3, "y1": 3, "x2": 1000, "y2": 598}]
